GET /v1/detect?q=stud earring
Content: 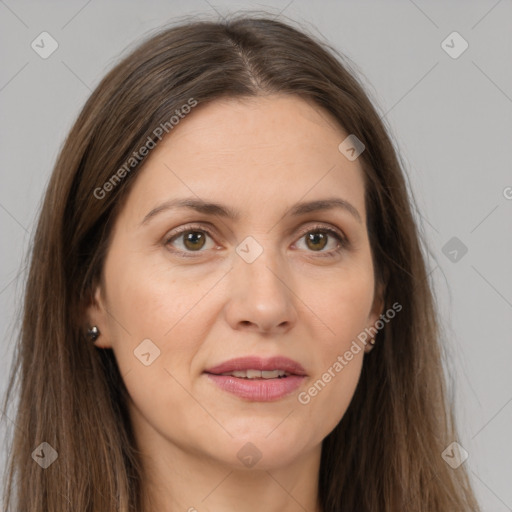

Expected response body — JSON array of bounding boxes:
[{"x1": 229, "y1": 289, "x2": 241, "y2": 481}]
[
  {"x1": 87, "y1": 326, "x2": 100, "y2": 342},
  {"x1": 365, "y1": 338, "x2": 376, "y2": 353}
]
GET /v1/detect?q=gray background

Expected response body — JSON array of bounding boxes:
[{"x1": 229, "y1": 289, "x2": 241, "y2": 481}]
[{"x1": 1, "y1": 1, "x2": 511, "y2": 509}]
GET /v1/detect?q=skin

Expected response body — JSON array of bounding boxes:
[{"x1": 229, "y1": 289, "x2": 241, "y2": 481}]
[{"x1": 87, "y1": 94, "x2": 384, "y2": 512}]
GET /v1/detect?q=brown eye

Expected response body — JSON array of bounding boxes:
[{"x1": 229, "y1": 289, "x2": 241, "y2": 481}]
[
  {"x1": 166, "y1": 227, "x2": 215, "y2": 254},
  {"x1": 304, "y1": 231, "x2": 329, "y2": 251},
  {"x1": 165, "y1": 224, "x2": 347, "y2": 259},
  {"x1": 295, "y1": 226, "x2": 347, "y2": 258},
  {"x1": 182, "y1": 231, "x2": 207, "y2": 251}
]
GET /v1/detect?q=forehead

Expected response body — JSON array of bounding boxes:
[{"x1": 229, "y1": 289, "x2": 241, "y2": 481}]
[
  {"x1": 159, "y1": 94, "x2": 349, "y2": 163},
  {"x1": 120, "y1": 94, "x2": 367, "y2": 224}
]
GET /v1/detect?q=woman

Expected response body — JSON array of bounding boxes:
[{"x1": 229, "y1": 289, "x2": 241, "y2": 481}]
[{"x1": 2, "y1": 13, "x2": 481, "y2": 512}]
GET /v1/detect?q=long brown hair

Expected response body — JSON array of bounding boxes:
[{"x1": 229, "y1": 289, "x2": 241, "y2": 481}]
[{"x1": 2, "y1": 12, "x2": 481, "y2": 511}]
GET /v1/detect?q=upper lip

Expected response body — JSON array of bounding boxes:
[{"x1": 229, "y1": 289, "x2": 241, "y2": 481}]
[{"x1": 205, "y1": 356, "x2": 307, "y2": 376}]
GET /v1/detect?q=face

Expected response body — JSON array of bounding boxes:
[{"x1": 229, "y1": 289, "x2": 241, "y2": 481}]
[{"x1": 87, "y1": 94, "x2": 383, "y2": 472}]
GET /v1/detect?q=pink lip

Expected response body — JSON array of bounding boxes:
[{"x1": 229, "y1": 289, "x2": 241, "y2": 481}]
[
  {"x1": 205, "y1": 356, "x2": 307, "y2": 376},
  {"x1": 204, "y1": 356, "x2": 307, "y2": 402}
]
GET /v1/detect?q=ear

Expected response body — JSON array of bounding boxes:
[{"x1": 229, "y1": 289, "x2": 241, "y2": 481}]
[
  {"x1": 84, "y1": 283, "x2": 112, "y2": 349},
  {"x1": 364, "y1": 280, "x2": 385, "y2": 353}
]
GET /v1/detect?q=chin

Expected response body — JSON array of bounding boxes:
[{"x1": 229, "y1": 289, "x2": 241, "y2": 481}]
[{"x1": 214, "y1": 431, "x2": 310, "y2": 471}]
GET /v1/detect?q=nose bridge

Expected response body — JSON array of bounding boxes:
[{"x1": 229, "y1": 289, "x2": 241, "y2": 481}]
[
  {"x1": 226, "y1": 235, "x2": 298, "y2": 331},
  {"x1": 235, "y1": 236, "x2": 289, "y2": 298}
]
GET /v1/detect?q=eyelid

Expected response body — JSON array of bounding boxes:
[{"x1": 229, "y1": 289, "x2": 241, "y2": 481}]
[{"x1": 294, "y1": 223, "x2": 346, "y2": 242}]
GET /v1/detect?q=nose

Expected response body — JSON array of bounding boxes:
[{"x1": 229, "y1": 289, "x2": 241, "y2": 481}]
[{"x1": 223, "y1": 244, "x2": 298, "y2": 335}]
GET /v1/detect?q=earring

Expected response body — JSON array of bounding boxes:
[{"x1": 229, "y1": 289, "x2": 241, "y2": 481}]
[
  {"x1": 365, "y1": 338, "x2": 376, "y2": 353},
  {"x1": 87, "y1": 326, "x2": 100, "y2": 342}
]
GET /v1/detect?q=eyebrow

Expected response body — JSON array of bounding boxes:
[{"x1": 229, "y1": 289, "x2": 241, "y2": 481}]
[{"x1": 141, "y1": 196, "x2": 363, "y2": 226}]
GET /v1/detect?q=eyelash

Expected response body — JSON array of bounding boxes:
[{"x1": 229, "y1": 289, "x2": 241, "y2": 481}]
[{"x1": 164, "y1": 223, "x2": 348, "y2": 259}]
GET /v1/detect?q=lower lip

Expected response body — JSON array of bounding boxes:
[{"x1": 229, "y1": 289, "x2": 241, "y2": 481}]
[{"x1": 205, "y1": 373, "x2": 305, "y2": 401}]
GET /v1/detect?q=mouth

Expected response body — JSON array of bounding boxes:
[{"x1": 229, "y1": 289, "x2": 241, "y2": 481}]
[
  {"x1": 204, "y1": 356, "x2": 307, "y2": 401},
  {"x1": 214, "y1": 369, "x2": 291, "y2": 379}
]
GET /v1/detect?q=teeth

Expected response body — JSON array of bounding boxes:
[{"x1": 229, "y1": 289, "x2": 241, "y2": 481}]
[
  {"x1": 220, "y1": 369, "x2": 289, "y2": 379},
  {"x1": 261, "y1": 370, "x2": 285, "y2": 379}
]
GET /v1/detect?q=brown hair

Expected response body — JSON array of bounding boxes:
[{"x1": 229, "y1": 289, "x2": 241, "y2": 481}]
[{"x1": 2, "y1": 12, "x2": 481, "y2": 511}]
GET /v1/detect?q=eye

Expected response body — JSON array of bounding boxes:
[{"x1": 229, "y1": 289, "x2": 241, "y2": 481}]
[
  {"x1": 293, "y1": 225, "x2": 347, "y2": 258},
  {"x1": 164, "y1": 223, "x2": 347, "y2": 258},
  {"x1": 165, "y1": 225, "x2": 216, "y2": 256}
]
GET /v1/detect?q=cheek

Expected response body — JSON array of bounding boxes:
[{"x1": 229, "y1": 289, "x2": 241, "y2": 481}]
[
  {"x1": 295, "y1": 260, "x2": 374, "y2": 427},
  {"x1": 106, "y1": 244, "x2": 217, "y2": 334},
  {"x1": 102, "y1": 249, "x2": 221, "y2": 385},
  {"x1": 102, "y1": 257, "x2": 219, "y2": 444},
  {"x1": 306, "y1": 258, "x2": 376, "y2": 352},
  {"x1": 297, "y1": 299, "x2": 368, "y2": 438}
]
